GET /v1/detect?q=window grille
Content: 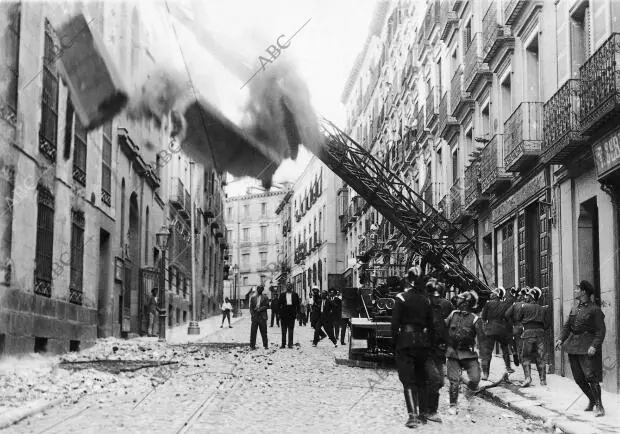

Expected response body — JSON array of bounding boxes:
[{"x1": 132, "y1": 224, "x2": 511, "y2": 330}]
[
  {"x1": 34, "y1": 185, "x2": 55, "y2": 297},
  {"x1": 69, "y1": 210, "x2": 85, "y2": 305},
  {"x1": 73, "y1": 115, "x2": 87, "y2": 186},
  {"x1": 39, "y1": 20, "x2": 59, "y2": 162},
  {"x1": 101, "y1": 122, "x2": 112, "y2": 205}
]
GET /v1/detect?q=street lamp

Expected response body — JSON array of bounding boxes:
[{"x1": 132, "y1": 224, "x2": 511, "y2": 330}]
[
  {"x1": 232, "y1": 264, "x2": 239, "y2": 317},
  {"x1": 156, "y1": 225, "x2": 171, "y2": 342}
]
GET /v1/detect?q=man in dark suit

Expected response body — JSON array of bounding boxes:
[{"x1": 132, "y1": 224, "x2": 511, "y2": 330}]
[
  {"x1": 329, "y1": 288, "x2": 345, "y2": 345},
  {"x1": 270, "y1": 296, "x2": 280, "y2": 327},
  {"x1": 250, "y1": 286, "x2": 270, "y2": 349},
  {"x1": 278, "y1": 283, "x2": 301, "y2": 348},
  {"x1": 312, "y1": 289, "x2": 338, "y2": 347}
]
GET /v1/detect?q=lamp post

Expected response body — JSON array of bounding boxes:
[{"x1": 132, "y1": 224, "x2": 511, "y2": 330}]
[
  {"x1": 156, "y1": 225, "x2": 171, "y2": 342},
  {"x1": 232, "y1": 264, "x2": 239, "y2": 317},
  {"x1": 187, "y1": 161, "x2": 200, "y2": 335}
]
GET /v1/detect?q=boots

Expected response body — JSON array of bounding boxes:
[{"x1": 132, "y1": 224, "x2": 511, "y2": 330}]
[
  {"x1": 503, "y1": 353, "x2": 514, "y2": 373},
  {"x1": 574, "y1": 380, "x2": 595, "y2": 411},
  {"x1": 481, "y1": 360, "x2": 490, "y2": 381},
  {"x1": 588, "y1": 382, "x2": 605, "y2": 417},
  {"x1": 537, "y1": 363, "x2": 547, "y2": 386},
  {"x1": 448, "y1": 383, "x2": 459, "y2": 415},
  {"x1": 521, "y1": 363, "x2": 532, "y2": 387},
  {"x1": 404, "y1": 388, "x2": 424, "y2": 428}
]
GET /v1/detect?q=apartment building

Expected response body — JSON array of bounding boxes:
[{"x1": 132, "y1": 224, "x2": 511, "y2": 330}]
[
  {"x1": 0, "y1": 1, "x2": 227, "y2": 355},
  {"x1": 342, "y1": 0, "x2": 619, "y2": 393},
  {"x1": 274, "y1": 188, "x2": 293, "y2": 293},
  {"x1": 225, "y1": 188, "x2": 286, "y2": 305}
]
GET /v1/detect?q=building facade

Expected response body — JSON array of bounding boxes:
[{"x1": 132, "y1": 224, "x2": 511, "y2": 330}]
[
  {"x1": 0, "y1": 0, "x2": 227, "y2": 355},
  {"x1": 225, "y1": 187, "x2": 286, "y2": 305},
  {"x1": 341, "y1": 0, "x2": 619, "y2": 393}
]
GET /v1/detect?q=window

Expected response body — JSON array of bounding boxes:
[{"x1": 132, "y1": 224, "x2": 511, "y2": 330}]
[
  {"x1": 227, "y1": 229, "x2": 233, "y2": 242},
  {"x1": 259, "y1": 252, "x2": 267, "y2": 268},
  {"x1": 73, "y1": 115, "x2": 87, "y2": 186},
  {"x1": 260, "y1": 226, "x2": 267, "y2": 242},
  {"x1": 120, "y1": 180, "x2": 125, "y2": 247},
  {"x1": 243, "y1": 276, "x2": 248, "y2": 286},
  {"x1": 227, "y1": 207, "x2": 232, "y2": 219},
  {"x1": 452, "y1": 147, "x2": 459, "y2": 185},
  {"x1": 4, "y1": 1, "x2": 20, "y2": 115},
  {"x1": 501, "y1": 75, "x2": 512, "y2": 124},
  {"x1": 451, "y1": 48, "x2": 458, "y2": 78},
  {"x1": 525, "y1": 35, "x2": 540, "y2": 101},
  {"x1": 69, "y1": 210, "x2": 85, "y2": 305},
  {"x1": 40, "y1": 20, "x2": 60, "y2": 162},
  {"x1": 242, "y1": 253, "x2": 250, "y2": 269},
  {"x1": 261, "y1": 202, "x2": 266, "y2": 216},
  {"x1": 463, "y1": 19, "x2": 472, "y2": 49},
  {"x1": 465, "y1": 127, "x2": 474, "y2": 159},
  {"x1": 64, "y1": 96, "x2": 74, "y2": 160},
  {"x1": 101, "y1": 122, "x2": 112, "y2": 205},
  {"x1": 437, "y1": 58, "x2": 443, "y2": 95},
  {"x1": 481, "y1": 103, "x2": 491, "y2": 138},
  {"x1": 242, "y1": 228, "x2": 249, "y2": 242},
  {"x1": 570, "y1": 4, "x2": 591, "y2": 77},
  {"x1": 34, "y1": 185, "x2": 54, "y2": 297},
  {"x1": 243, "y1": 204, "x2": 249, "y2": 219}
]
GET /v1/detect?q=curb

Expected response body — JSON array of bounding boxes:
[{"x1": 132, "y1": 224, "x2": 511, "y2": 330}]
[
  {"x1": 481, "y1": 387, "x2": 600, "y2": 434},
  {"x1": 0, "y1": 398, "x2": 64, "y2": 430}
]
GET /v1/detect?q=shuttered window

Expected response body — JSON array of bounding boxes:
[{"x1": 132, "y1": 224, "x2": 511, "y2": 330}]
[
  {"x1": 73, "y1": 115, "x2": 87, "y2": 186},
  {"x1": 3, "y1": 1, "x2": 20, "y2": 115}
]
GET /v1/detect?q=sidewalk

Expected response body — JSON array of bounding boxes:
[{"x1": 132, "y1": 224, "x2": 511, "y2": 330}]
[
  {"x1": 166, "y1": 311, "x2": 246, "y2": 345},
  {"x1": 481, "y1": 354, "x2": 620, "y2": 434}
]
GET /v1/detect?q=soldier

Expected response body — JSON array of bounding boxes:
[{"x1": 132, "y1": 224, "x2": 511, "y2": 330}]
[
  {"x1": 445, "y1": 290, "x2": 481, "y2": 415},
  {"x1": 391, "y1": 267, "x2": 435, "y2": 428},
  {"x1": 512, "y1": 287, "x2": 549, "y2": 387},
  {"x1": 480, "y1": 286, "x2": 514, "y2": 380},
  {"x1": 505, "y1": 287, "x2": 528, "y2": 377},
  {"x1": 423, "y1": 278, "x2": 454, "y2": 422},
  {"x1": 506, "y1": 287, "x2": 520, "y2": 367},
  {"x1": 555, "y1": 280, "x2": 606, "y2": 417}
]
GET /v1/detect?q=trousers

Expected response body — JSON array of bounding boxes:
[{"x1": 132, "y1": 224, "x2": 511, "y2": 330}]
[
  {"x1": 250, "y1": 317, "x2": 268, "y2": 348},
  {"x1": 447, "y1": 358, "x2": 480, "y2": 404},
  {"x1": 520, "y1": 334, "x2": 546, "y2": 365},
  {"x1": 281, "y1": 317, "x2": 295, "y2": 347},
  {"x1": 479, "y1": 334, "x2": 511, "y2": 362}
]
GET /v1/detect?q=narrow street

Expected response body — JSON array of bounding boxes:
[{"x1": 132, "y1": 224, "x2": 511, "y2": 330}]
[{"x1": 5, "y1": 314, "x2": 547, "y2": 434}]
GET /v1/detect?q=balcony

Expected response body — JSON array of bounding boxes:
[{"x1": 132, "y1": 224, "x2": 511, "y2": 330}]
[
  {"x1": 183, "y1": 189, "x2": 191, "y2": 220},
  {"x1": 203, "y1": 196, "x2": 215, "y2": 218},
  {"x1": 450, "y1": 179, "x2": 471, "y2": 222},
  {"x1": 481, "y1": 2, "x2": 514, "y2": 63},
  {"x1": 340, "y1": 209, "x2": 350, "y2": 233},
  {"x1": 580, "y1": 33, "x2": 620, "y2": 135},
  {"x1": 451, "y1": 66, "x2": 473, "y2": 117},
  {"x1": 424, "y1": 0, "x2": 441, "y2": 40},
  {"x1": 542, "y1": 79, "x2": 586, "y2": 164},
  {"x1": 439, "y1": 92, "x2": 459, "y2": 139},
  {"x1": 422, "y1": 182, "x2": 433, "y2": 213},
  {"x1": 464, "y1": 33, "x2": 491, "y2": 93},
  {"x1": 425, "y1": 87, "x2": 439, "y2": 127},
  {"x1": 437, "y1": 194, "x2": 449, "y2": 219},
  {"x1": 504, "y1": 0, "x2": 541, "y2": 26},
  {"x1": 503, "y1": 102, "x2": 544, "y2": 172},
  {"x1": 416, "y1": 108, "x2": 429, "y2": 143},
  {"x1": 239, "y1": 241, "x2": 252, "y2": 248},
  {"x1": 170, "y1": 178, "x2": 185, "y2": 211},
  {"x1": 440, "y1": 0, "x2": 458, "y2": 41},
  {"x1": 464, "y1": 162, "x2": 488, "y2": 210},
  {"x1": 480, "y1": 134, "x2": 512, "y2": 195}
]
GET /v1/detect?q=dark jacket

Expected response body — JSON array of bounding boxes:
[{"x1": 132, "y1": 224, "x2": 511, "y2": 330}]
[
  {"x1": 250, "y1": 294, "x2": 270, "y2": 321},
  {"x1": 445, "y1": 310, "x2": 480, "y2": 360},
  {"x1": 481, "y1": 299, "x2": 512, "y2": 337},
  {"x1": 560, "y1": 301, "x2": 606, "y2": 355},
  {"x1": 270, "y1": 298, "x2": 280, "y2": 313},
  {"x1": 430, "y1": 296, "x2": 454, "y2": 346},
  {"x1": 330, "y1": 297, "x2": 343, "y2": 323},
  {"x1": 391, "y1": 290, "x2": 434, "y2": 350},
  {"x1": 278, "y1": 292, "x2": 300, "y2": 321},
  {"x1": 312, "y1": 298, "x2": 334, "y2": 323}
]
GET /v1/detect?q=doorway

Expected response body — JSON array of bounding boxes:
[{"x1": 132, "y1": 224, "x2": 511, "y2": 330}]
[{"x1": 578, "y1": 198, "x2": 600, "y2": 294}]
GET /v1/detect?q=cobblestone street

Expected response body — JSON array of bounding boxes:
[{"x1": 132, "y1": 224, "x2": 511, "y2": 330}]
[{"x1": 4, "y1": 313, "x2": 547, "y2": 434}]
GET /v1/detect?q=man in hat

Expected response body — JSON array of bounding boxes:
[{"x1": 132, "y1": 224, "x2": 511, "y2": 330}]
[
  {"x1": 309, "y1": 286, "x2": 326, "y2": 341},
  {"x1": 312, "y1": 289, "x2": 338, "y2": 347},
  {"x1": 555, "y1": 280, "x2": 606, "y2": 416},
  {"x1": 445, "y1": 290, "x2": 481, "y2": 415},
  {"x1": 278, "y1": 283, "x2": 300, "y2": 348},
  {"x1": 505, "y1": 287, "x2": 528, "y2": 371},
  {"x1": 511, "y1": 286, "x2": 549, "y2": 387},
  {"x1": 480, "y1": 286, "x2": 514, "y2": 379},
  {"x1": 249, "y1": 285, "x2": 270, "y2": 349},
  {"x1": 392, "y1": 269, "x2": 435, "y2": 428}
]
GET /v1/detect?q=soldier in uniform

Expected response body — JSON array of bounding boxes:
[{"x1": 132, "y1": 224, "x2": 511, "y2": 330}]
[
  {"x1": 391, "y1": 267, "x2": 435, "y2": 428},
  {"x1": 480, "y1": 287, "x2": 514, "y2": 380},
  {"x1": 505, "y1": 287, "x2": 529, "y2": 379},
  {"x1": 423, "y1": 278, "x2": 454, "y2": 422},
  {"x1": 512, "y1": 287, "x2": 549, "y2": 387},
  {"x1": 555, "y1": 280, "x2": 606, "y2": 417},
  {"x1": 445, "y1": 290, "x2": 481, "y2": 415}
]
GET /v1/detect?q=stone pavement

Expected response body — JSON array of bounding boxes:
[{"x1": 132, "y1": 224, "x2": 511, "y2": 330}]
[
  {"x1": 5, "y1": 314, "x2": 548, "y2": 433},
  {"x1": 166, "y1": 310, "x2": 245, "y2": 345},
  {"x1": 481, "y1": 354, "x2": 620, "y2": 434}
]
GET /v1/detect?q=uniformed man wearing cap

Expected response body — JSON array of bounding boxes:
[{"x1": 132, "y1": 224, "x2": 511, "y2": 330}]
[
  {"x1": 391, "y1": 267, "x2": 435, "y2": 428},
  {"x1": 510, "y1": 286, "x2": 549, "y2": 387},
  {"x1": 480, "y1": 286, "x2": 514, "y2": 380},
  {"x1": 555, "y1": 280, "x2": 606, "y2": 417},
  {"x1": 505, "y1": 286, "x2": 529, "y2": 375}
]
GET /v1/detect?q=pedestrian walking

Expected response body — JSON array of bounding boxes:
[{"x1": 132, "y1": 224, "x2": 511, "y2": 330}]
[
  {"x1": 220, "y1": 297, "x2": 233, "y2": 328},
  {"x1": 391, "y1": 267, "x2": 435, "y2": 428},
  {"x1": 278, "y1": 283, "x2": 300, "y2": 348},
  {"x1": 312, "y1": 290, "x2": 338, "y2": 347},
  {"x1": 505, "y1": 287, "x2": 528, "y2": 379},
  {"x1": 270, "y1": 296, "x2": 280, "y2": 327},
  {"x1": 306, "y1": 295, "x2": 313, "y2": 324},
  {"x1": 298, "y1": 299, "x2": 306, "y2": 326},
  {"x1": 329, "y1": 288, "x2": 344, "y2": 344},
  {"x1": 424, "y1": 278, "x2": 454, "y2": 422},
  {"x1": 249, "y1": 285, "x2": 269, "y2": 349},
  {"x1": 506, "y1": 287, "x2": 521, "y2": 367},
  {"x1": 445, "y1": 290, "x2": 481, "y2": 415},
  {"x1": 145, "y1": 287, "x2": 161, "y2": 337},
  {"x1": 479, "y1": 287, "x2": 514, "y2": 380},
  {"x1": 555, "y1": 280, "x2": 606, "y2": 417},
  {"x1": 310, "y1": 286, "x2": 325, "y2": 340}
]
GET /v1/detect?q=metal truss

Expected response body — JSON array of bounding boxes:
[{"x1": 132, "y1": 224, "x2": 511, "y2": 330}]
[{"x1": 317, "y1": 118, "x2": 491, "y2": 296}]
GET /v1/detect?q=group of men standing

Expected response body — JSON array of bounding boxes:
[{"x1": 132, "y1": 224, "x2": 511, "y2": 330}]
[
  {"x1": 391, "y1": 267, "x2": 607, "y2": 429},
  {"x1": 248, "y1": 284, "x2": 348, "y2": 350}
]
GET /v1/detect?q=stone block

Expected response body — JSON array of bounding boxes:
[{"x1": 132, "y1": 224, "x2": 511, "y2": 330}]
[
  {"x1": 0, "y1": 289, "x2": 20, "y2": 311},
  {"x1": 11, "y1": 312, "x2": 33, "y2": 336},
  {"x1": 33, "y1": 295, "x2": 56, "y2": 317},
  {"x1": 5, "y1": 334, "x2": 34, "y2": 355},
  {"x1": 66, "y1": 303, "x2": 78, "y2": 321},
  {"x1": 33, "y1": 315, "x2": 61, "y2": 338},
  {"x1": 57, "y1": 301, "x2": 66, "y2": 321},
  {"x1": 56, "y1": 13, "x2": 128, "y2": 131},
  {"x1": 0, "y1": 311, "x2": 10, "y2": 332}
]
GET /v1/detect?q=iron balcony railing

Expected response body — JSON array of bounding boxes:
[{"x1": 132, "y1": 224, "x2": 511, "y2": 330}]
[
  {"x1": 438, "y1": 194, "x2": 449, "y2": 219},
  {"x1": 464, "y1": 161, "x2": 485, "y2": 210},
  {"x1": 480, "y1": 134, "x2": 512, "y2": 194},
  {"x1": 426, "y1": 87, "x2": 439, "y2": 127},
  {"x1": 481, "y1": 1, "x2": 513, "y2": 63},
  {"x1": 424, "y1": 0, "x2": 441, "y2": 39},
  {"x1": 170, "y1": 178, "x2": 185, "y2": 209},
  {"x1": 439, "y1": 91, "x2": 459, "y2": 139},
  {"x1": 183, "y1": 189, "x2": 191, "y2": 219},
  {"x1": 580, "y1": 33, "x2": 620, "y2": 134},
  {"x1": 450, "y1": 66, "x2": 464, "y2": 115},
  {"x1": 503, "y1": 102, "x2": 544, "y2": 172},
  {"x1": 464, "y1": 33, "x2": 490, "y2": 92},
  {"x1": 543, "y1": 79, "x2": 585, "y2": 163},
  {"x1": 440, "y1": 0, "x2": 458, "y2": 41},
  {"x1": 449, "y1": 178, "x2": 470, "y2": 221}
]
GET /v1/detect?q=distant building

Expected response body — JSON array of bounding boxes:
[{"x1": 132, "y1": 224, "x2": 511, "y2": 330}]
[{"x1": 224, "y1": 186, "x2": 288, "y2": 304}]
